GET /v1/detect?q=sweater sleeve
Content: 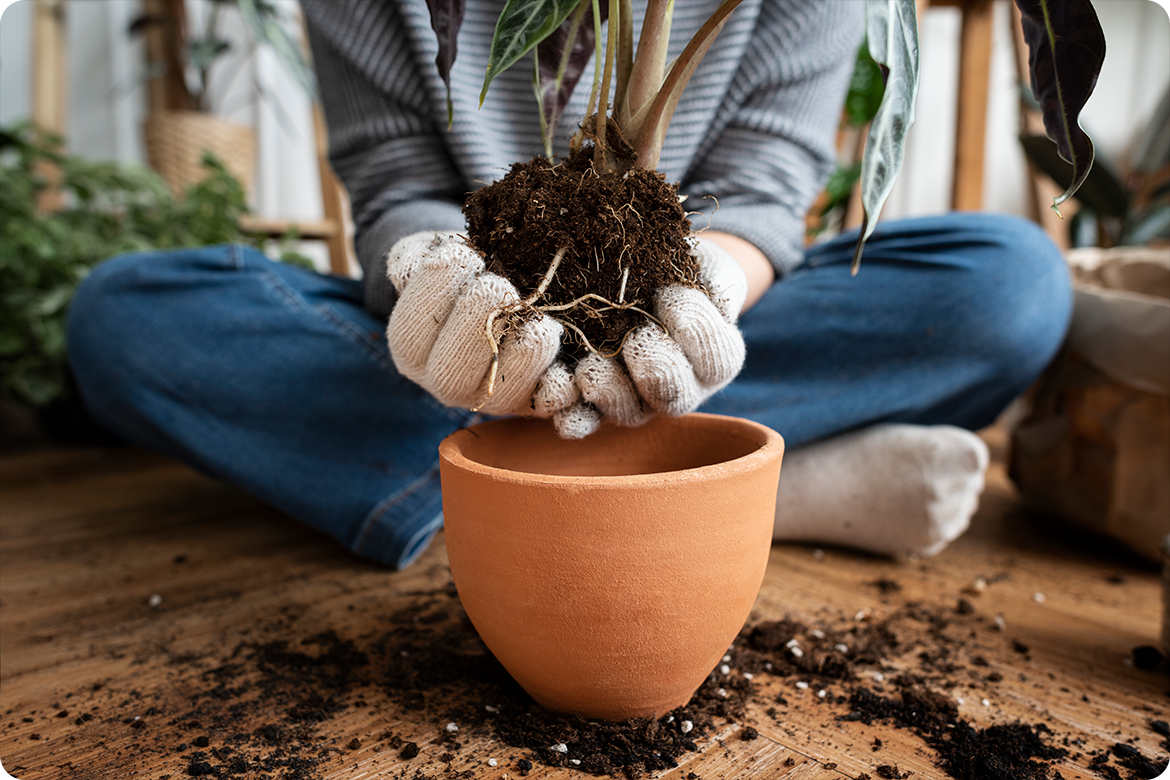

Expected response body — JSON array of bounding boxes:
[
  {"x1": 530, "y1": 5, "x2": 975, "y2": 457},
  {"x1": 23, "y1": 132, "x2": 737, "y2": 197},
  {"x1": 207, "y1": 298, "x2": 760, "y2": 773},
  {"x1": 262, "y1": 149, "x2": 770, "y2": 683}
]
[
  {"x1": 303, "y1": 1, "x2": 468, "y2": 318},
  {"x1": 680, "y1": 0, "x2": 864, "y2": 279}
]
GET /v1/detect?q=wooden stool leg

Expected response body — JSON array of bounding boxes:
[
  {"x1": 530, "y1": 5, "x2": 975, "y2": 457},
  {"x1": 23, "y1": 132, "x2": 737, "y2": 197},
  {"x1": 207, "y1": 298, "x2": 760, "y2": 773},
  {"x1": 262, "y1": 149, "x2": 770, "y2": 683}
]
[
  {"x1": 952, "y1": 0, "x2": 993, "y2": 211},
  {"x1": 313, "y1": 105, "x2": 352, "y2": 277},
  {"x1": 33, "y1": 0, "x2": 67, "y2": 213}
]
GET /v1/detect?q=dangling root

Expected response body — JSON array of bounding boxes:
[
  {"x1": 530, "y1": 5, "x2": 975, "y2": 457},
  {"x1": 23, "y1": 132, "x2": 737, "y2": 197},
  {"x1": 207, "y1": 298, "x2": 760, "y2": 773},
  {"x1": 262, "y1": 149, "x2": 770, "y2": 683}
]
[
  {"x1": 475, "y1": 246, "x2": 568, "y2": 409},
  {"x1": 471, "y1": 245, "x2": 667, "y2": 411}
]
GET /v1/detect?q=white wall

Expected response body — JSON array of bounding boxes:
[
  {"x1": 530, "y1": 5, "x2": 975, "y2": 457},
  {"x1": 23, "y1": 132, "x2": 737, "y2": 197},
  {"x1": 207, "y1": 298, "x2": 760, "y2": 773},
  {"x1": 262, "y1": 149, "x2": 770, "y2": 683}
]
[
  {"x1": 0, "y1": 1, "x2": 33, "y2": 129},
  {"x1": 1, "y1": 0, "x2": 1167, "y2": 255}
]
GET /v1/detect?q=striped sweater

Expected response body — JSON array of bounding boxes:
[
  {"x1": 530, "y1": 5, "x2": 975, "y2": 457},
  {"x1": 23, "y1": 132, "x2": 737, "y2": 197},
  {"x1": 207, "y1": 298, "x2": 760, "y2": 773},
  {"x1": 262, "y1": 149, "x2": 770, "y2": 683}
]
[{"x1": 302, "y1": 0, "x2": 863, "y2": 317}]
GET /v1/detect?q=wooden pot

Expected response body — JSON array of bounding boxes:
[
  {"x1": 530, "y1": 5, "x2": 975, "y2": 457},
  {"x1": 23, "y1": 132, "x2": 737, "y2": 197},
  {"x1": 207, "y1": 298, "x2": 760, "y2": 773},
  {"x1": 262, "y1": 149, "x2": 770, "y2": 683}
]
[
  {"x1": 144, "y1": 110, "x2": 256, "y2": 197},
  {"x1": 438, "y1": 413, "x2": 784, "y2": 720}
]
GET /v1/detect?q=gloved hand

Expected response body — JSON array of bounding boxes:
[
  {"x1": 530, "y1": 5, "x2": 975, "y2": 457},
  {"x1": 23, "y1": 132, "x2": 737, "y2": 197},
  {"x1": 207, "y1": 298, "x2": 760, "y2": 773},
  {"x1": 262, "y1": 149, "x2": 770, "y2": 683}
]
[
  {"x1": 384, "y1": 231, "x2": 563, "y2": 415},
  {"x1": 537, "y1": 236, "x2": 749, "y2": 438}
]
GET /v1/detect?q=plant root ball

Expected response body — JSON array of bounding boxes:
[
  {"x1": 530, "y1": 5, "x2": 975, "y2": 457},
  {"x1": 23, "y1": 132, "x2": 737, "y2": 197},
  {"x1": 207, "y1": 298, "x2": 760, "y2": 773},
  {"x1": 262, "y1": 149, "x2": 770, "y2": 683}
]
[{"x1": 463, "y1": 149, "x2": 699, "y2": 360}]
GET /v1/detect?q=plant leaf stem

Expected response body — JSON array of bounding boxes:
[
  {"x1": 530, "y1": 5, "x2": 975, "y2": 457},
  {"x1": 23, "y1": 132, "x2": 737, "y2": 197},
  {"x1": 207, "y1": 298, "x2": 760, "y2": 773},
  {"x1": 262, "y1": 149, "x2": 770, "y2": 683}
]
[
  {"x1": 612, "y1": 0, "x2": 636, "y2": 116},
  {"x1": 593, "y1": 0, "x2": 623, "y2": 170},
  {"x1": 620, "y1": 0, "x2": 672, "y2": 127},
  {"x1": 629, "y1": 0, "x2": 744, "y2": 169},
  {"x1": 572, "y1": 0, "x2": 607, "y2": 155}
]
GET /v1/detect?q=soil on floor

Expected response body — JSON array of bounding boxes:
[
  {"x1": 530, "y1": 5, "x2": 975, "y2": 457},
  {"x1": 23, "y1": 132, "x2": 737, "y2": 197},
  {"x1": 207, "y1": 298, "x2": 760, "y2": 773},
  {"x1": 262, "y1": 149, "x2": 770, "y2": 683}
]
[{"x1": 19, "y1": 573, "x2": 1167, "y2": 780}]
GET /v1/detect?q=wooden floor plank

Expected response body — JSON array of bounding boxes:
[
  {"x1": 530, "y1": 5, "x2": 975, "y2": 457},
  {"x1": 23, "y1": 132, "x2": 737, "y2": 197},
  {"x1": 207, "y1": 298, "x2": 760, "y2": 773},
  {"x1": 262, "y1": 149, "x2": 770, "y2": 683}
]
[{"x1": 1, "y1": 441, "x2": 1165, "y2": 780}]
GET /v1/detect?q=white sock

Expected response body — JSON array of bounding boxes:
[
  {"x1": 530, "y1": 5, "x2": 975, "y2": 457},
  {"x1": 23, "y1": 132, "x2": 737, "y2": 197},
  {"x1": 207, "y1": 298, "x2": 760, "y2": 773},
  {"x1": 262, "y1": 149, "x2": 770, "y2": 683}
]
[{"x1": 773, "y1": 424, "x2": 990, "y2": 558}]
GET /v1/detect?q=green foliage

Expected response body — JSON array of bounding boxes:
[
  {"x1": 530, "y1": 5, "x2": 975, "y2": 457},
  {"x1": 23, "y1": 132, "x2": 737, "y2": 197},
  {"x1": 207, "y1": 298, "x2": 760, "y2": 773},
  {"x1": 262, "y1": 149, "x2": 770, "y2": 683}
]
[
  {"x1": 1020, "y1": 86, "x2": 1170, "y2": 248},
  {"x1": 130, "y1": 0, "x2": 315, "y2": 113},
  {"x1": 844, "y1": 42, "x2": 885, "y2": 129},
  {"x1": 1015, "y1": 0, "x2": 1106, "y2": 214},
  {"x1": 852, "y1": 0, "x2": 920, "y2": 272},
  {"x1": 482, "y1": 0, "x2": 583, "y2": 106},
  {"x1": 0, "y1": 124, "x2": 311, "y2": 409},
  {"x1": 808, "y1": 162, "x2": 862, "y2": 239}
]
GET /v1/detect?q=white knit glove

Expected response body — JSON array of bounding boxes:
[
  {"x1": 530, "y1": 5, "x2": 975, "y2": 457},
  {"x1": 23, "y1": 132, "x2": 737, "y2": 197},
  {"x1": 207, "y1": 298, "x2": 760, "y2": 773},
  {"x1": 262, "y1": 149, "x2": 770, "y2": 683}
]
[
  {"x1": 539, "y1": 236, "x2": 749, "y2": 438},
  {"x1": 385, "y1": 231, "x2": 563, "y2": 414}
]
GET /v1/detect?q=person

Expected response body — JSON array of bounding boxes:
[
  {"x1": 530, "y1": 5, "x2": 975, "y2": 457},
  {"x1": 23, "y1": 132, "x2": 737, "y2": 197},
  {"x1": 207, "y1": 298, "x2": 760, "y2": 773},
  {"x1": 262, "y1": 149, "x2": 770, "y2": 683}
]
[{"x1": 65, "y1": 0, "x2": 1072, "y2": 570}]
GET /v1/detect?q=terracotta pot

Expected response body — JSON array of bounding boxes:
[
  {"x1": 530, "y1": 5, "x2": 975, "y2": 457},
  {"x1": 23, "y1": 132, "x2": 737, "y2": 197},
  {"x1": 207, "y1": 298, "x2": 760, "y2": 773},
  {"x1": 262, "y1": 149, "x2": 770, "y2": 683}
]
[{"x1": 438, "y1": 412, "x2": 784, "y2": 720}]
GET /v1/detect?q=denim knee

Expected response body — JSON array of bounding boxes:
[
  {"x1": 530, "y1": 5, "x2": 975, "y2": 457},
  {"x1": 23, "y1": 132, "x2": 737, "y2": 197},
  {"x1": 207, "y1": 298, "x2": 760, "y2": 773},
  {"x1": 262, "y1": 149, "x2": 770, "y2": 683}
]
[
  {"x1": 957, "y1": 215, "x2": 1073, "y2": 390},
  {"x1": 68, "y1": 253, "x2": 153, "y2": 393},
  {"x1": 66, "y1": 247, "x2": 236, "y2": 438}
]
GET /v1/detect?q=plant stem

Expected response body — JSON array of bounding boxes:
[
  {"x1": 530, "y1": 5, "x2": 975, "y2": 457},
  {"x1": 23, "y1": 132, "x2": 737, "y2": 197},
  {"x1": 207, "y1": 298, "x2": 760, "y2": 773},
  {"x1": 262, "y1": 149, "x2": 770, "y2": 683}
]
[
  {"x1": 612, "y1": 0, "x2": 635, "y2": 115},
  {"x1": 630, "y1": 0, "x2": 744, "y2": 168},
  {"x1": 621, "y1": 0, "x2": 671, "y2": 125},
  {"x1": 572, "y1": 0, "x2": 606, "y2": 155},
  {"x1": 594, "y1": 0, "x2": 622, "y2": 170}
]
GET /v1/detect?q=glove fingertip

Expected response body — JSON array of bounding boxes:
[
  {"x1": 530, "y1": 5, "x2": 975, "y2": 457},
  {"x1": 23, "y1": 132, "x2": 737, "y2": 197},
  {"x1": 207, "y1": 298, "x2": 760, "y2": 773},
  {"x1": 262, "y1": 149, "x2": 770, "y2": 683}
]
[
  {"x1": 576, "y1": 354, "x2": 651, "y2": 427},
  {"x1": 533, "y1": 361, "x2": 578, "y2": 417},
  {"x1": 554, "y1": 403, "x2": 600, "y2": 439},
  {"x1": 623, "y1": 325, "x2": 703, "y2": 416}
]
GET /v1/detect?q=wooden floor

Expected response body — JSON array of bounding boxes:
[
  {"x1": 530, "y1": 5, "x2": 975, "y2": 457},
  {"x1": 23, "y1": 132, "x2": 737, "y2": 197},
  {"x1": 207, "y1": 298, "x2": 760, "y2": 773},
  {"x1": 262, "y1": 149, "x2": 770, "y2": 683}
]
[{"x1": 1, "y1": 429, "x2": 1166, "y2": 780}]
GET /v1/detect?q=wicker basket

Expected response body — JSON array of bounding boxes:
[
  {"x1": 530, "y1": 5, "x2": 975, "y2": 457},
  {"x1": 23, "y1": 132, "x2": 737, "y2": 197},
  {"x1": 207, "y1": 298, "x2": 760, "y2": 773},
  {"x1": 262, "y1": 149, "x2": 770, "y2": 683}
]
[{"x1": 144, "y1": 110, "x2": 256, "y2": 197}]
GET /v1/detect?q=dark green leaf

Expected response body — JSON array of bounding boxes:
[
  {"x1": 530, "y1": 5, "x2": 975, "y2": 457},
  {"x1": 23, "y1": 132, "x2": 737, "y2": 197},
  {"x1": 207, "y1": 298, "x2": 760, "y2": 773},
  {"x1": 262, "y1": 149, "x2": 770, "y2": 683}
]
[
  {"x1": 236, "y1": 0, "x2": 317, "y2": 99},
  {"x1": 823, "y1": 162, "x2": 862, "y2": 211},
  {"x1": 423, "y1": 0, "x2": 467, "y2": 126},
  {"x1": 534, "y1": 1, "x2": 598, "y2": 155},
  {"x1": 1019, "y1": 133, "x2": 1128, "y2": 217},
  {"x1": 1014, "y1": 0, "x2": 1105, "y2": 212},
  {"x1": 34, "y1": 285, "x2": 75, "y2": 317},
  {"x1": 9, "y1": 357, "x2": 64, "y2": 408},
  {"x1": 278, "y1": 251, "x2": 316, "y2": 270},
  {"x1": 187, "y1": 39, "x2": 232, "y2": 72},
  {"x1": 482, "y1": 0, "x2": 582, "y2": 106},
  {"x1": 1121, "y1": 204, "x2": 1170, "y2": 246},
  {"x1": 853, "y1": 0, "x2": 919, "y2": 273}
]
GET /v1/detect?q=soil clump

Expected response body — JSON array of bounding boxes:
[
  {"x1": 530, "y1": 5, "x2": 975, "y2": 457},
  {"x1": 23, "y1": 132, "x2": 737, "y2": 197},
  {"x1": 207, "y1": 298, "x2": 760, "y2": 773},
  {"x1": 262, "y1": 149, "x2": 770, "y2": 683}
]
[{"x1": 463, "y1": 141, "x2": 698, "y2": 361}]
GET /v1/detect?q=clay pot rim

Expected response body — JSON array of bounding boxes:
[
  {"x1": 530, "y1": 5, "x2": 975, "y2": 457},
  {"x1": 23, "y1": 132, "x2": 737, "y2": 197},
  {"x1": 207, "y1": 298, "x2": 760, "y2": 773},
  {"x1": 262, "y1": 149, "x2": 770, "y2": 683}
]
[{"x1": 439, "y1": 412, "x2": 784, "y2": 487}]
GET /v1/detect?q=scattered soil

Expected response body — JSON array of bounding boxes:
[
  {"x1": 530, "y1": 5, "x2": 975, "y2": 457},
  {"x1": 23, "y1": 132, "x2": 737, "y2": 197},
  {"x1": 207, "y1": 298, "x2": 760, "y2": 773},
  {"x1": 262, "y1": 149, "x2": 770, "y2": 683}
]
[
  {"x1": 1087, "y1": 742, "x2": 1167, "y2": 780},
  {"x1": 843, "y1": 684, "x2": 1067, "y2": 780},
  {"x1": 374, "y1": 587, "x2": 749, "y2": 778},
  {"x1": 12, "y1": 575, "x2": 1165, "y2": 779},
  {"x1": 463, "y1": 134, "x2": 698, "y2": 361}
]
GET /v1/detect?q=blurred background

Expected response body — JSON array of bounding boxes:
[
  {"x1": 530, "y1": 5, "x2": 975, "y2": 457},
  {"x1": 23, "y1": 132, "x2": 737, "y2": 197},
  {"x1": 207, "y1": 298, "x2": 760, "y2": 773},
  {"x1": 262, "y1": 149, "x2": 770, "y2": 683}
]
[{"x1": 1, "y1": 0, "x2": 1167, "y2": 268}]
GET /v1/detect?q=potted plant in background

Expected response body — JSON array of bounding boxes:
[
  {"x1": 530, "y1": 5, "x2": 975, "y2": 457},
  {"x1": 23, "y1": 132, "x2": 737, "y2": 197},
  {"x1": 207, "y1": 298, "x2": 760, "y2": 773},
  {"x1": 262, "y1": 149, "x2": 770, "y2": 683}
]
[
  {"x1": 0, "y1": 124, "x2": 309, "y2": 446},
  {"x1": 414, "y1": 0, "x2": 1110, "y2": 719},
  {"x1": 131, "y1": 0, "x2": 315, "y2": 197}
]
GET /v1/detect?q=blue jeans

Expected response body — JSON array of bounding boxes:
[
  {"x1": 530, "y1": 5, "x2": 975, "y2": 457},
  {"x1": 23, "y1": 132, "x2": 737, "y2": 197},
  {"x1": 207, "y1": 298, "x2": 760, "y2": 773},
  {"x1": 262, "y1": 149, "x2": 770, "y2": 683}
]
[{"x1": 66, "y1": 213, "x2": 1071, "y2": 569}]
